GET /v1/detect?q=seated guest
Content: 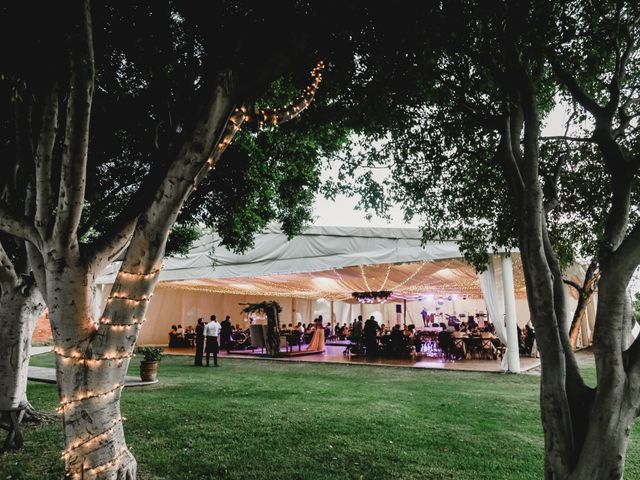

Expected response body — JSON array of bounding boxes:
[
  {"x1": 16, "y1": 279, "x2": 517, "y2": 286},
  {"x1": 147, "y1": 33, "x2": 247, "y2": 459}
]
[
  {"x1": 409, "y1": 325, "x2": 422, "y2": 354},
  {"x1": 185, "y1": 325, "x2": 195, "y2": 347},
  {"x1": 387, "y1": 324, "x2": 406, "y2": 357},
  {"x1": 168, "y1": 325, "x2": 178, "y2": 347},
  {"x1": 176, "y1": 324, "x2": 184, "y2": 337}
]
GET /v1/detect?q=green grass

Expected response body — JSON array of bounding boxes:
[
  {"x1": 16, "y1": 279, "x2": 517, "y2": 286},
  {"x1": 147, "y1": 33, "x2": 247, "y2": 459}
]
[{"x1": 3, "y1": 353, "x2": 640, "y2": 479}]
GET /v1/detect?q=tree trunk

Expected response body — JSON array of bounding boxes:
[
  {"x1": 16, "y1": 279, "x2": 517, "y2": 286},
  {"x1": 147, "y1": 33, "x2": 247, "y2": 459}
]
[
  {"x1": 0, "y1": 284, "x2": 45, "y2": 411},
  {"x1": 567, "y1": 395, "x2": 634, "y2": 479},
  {"x1": 567, "y1": 268, "x2": 599, "y2": 350},
  {"x1": 49, "y1": 265, "x2": 139, "y2": 480},
  {"x1": 266, "y1": 307, "x2": 280, "y2": 357}
]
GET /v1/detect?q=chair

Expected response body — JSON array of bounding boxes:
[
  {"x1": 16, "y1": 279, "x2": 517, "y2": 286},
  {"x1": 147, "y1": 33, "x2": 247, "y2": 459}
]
[
  {"x1": 481, "y1": 338, "x2": 497, "y2": 360},
  {"x1": 465, "y1": 337, "x2": 483, "y2": 359},
  {"x1": 288, "y1": 331, "x2": 303, "y2": 352},
  {"x1": 452, "y1": 337, "x2": 467, "y2": 360}
]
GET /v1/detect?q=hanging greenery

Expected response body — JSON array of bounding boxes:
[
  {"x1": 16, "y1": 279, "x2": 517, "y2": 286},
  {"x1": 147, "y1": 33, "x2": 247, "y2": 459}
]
[{"x1": 351, "y1": 291, "x2": 392, "y2": 303}]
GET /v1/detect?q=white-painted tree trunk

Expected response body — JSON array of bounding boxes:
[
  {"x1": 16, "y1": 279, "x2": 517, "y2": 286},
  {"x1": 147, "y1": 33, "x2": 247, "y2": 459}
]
[
  {"x1": 0, "y1": 285, "x2": 45, "y2": 411},
  {"x1": 49, "y1": 264, "x2": 143, "y2": 480}
]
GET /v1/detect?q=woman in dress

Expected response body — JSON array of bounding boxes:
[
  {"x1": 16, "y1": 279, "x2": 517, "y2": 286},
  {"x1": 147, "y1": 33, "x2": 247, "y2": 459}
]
[{"x1": 306, "y1": 318, "x2": 325, "y2": 352}]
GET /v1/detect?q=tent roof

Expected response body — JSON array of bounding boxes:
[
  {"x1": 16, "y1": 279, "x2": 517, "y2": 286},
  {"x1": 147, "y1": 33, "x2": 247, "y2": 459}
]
[{"x1": 98, "y1": 225, "x2": 527, "y2": 300}]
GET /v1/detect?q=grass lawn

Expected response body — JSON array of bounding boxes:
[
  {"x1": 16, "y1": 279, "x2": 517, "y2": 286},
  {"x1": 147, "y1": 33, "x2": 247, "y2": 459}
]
[{"x1": 3, "y1": 354, "x2": 640, "y2": 479}]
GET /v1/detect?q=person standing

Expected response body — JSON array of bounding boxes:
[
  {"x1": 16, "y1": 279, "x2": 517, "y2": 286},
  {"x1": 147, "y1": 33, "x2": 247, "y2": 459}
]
[
  {"x1": 194, "y1": 318, "x2": 205, "y2": 366},
  {"x1": 204, "y1": 314, "x2": 221, "y2": 367},
  {"x1": 306, "y1": 317, "x2": 325, "y2": 352},
  {"x1": 351, "y1": 315, "x2": 364, "y2": 344},
  {"x1": 364, "y1": 315, "x2": 379, "y2": 356},
  {"x1": 220, "y1": 315, "x2": 232, "y2": 352}
]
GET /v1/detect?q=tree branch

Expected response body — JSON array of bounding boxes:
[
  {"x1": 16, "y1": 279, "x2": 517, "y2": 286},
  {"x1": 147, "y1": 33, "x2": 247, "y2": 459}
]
[
  {"x1": 0, "y1": 240, "x2": 19, "y2": 291},
  {"x1": 25, "y1": 243, "x2": 47, "y2": 304},
  {"x1": 243, "y1": 60, "x2": 324, "y2": 128},
  {"x1": 608, "y1": 219, "x2": 640, "y2": 283},
  {"x1": 0, "y1": 203, "x2": 42, "y2": 248},
  {"x1": 52, "y1": 0, "x2": 95, "y2": 249},
  {"x1": 35, "y1": 82, "x2": 59, "y2": 237},
  {"x1": 563, "y1": 278, "x2": 583, "y2": 293},
  {"x1": 540, "y1": 135, "x2": 595, "y2": 143},
  {"x1": 86, "y1": 217, "x2": 138, "y2": 274},
  {"x1": 549, "y1": 56, "x2": 606, "y2": 120}
]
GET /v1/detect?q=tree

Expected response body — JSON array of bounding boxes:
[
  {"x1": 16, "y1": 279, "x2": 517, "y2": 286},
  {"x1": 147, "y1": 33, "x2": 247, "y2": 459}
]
[
  {"x1": 323, "y1": 1, "x2": 640, "y2": 477},
  {"x1": 0, "y1": 240, "x2": 45, "y2": 415},
  {"x1": 0, "y1": 79, "x2": 46, "y2": 416},
  {"x1": 0, "y1": 2, "x2": 345, "y2": 477}
]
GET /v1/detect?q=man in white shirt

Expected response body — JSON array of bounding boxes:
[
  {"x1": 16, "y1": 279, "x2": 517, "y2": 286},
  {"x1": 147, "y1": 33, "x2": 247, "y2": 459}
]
[{"x1": 204, "y1": 314, "x2": 221, "y2": 367}]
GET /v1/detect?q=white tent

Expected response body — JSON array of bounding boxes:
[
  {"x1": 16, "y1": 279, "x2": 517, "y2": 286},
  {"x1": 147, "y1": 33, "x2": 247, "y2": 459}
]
[{"x1": 96, "y1": 225, "x2": 592, "y2": 370}]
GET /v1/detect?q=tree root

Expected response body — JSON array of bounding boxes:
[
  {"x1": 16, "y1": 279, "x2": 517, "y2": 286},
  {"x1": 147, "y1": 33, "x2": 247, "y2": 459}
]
[{"x1": 20, "y1": 401, "x2": 57, "y2": 425}]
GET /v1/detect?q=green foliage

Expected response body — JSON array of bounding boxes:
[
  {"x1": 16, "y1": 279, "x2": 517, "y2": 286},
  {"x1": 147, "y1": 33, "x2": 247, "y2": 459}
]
[
  {"x1": 136, "y1": 346, "x2": 163, "y2": 362},
  {"x1": 240, "y1": 301, "x2": 282, "y2": 315},
  {"x1": 0, "y1": 2, "x2": 359, "y2": 260},
  {"x1": 165, "y1": 224, "x2": 203, "y2": 257}
]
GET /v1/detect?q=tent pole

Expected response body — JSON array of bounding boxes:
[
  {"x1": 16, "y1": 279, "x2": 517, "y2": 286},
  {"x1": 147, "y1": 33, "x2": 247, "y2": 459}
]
[
  {"x1": 403, "y1": 298, "x2": 407, "y2": 326},
  {"x1": 330, "y1": 300, "x2": 335, "y2": 332},
  {"x1": 292, "y1": 298, "x2": 296, "y2": 327},
  {"x1": 501, "y1": 253, "x2": 521, "y2": 373}
]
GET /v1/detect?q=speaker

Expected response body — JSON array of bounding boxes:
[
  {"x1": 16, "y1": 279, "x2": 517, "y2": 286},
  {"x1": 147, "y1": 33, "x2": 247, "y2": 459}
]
[{"x1": 395, "y1": 304, "x2": 402, "y2": 313}]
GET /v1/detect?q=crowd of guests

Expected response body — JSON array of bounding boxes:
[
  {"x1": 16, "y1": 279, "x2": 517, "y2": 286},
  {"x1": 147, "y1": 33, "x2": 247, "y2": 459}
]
[{"x1": 168, "y1": 312, "x2": 532, "y2": 362}]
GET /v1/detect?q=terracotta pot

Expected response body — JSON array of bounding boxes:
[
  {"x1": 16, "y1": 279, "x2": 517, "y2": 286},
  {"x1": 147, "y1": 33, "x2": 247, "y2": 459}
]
[{"x1": 139, "y1": 360, "x2": 158, "y2": 382}]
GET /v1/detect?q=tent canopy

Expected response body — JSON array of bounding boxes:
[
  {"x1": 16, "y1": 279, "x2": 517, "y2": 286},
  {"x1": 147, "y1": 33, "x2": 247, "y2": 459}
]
[{"x1": 97, "y1": 225, "x2": 527, "y2": 301}]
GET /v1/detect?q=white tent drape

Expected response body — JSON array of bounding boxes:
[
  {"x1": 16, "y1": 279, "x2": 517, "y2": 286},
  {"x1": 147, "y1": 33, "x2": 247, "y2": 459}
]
[{"x1": 477, "y1": 260, "x2": 507, "y2": 344}]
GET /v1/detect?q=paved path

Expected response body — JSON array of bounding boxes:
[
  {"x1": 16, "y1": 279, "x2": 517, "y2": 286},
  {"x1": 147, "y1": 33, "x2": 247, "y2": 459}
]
[
  {"x1": 28, "y1": 365, "x2": 157, "y2": 388},
  {"x1": 31, "y1": 346, "x2": 54, "y2": 356}
]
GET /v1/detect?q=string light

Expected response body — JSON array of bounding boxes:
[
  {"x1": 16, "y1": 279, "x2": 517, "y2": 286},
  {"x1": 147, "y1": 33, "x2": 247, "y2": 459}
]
[
  {"x1": 359, "y1": 265, "x2": 373, "y2": 292},
  {"x1": 107, "y1": 294, "x2": 152, "y2": 303},
  {"x1": 58, "y1": 384, "x2": 125, "y2": 411},
  {"x1": 154, "y1": 254, "x2": 528, "y2": 301},
  {"x1": 378, "y1": 264, "x2": 392, "y2": 291},
  {"x1": 250, "y1": 60, "x2": 325, "y2": 129},
  {"x1": 62, "y1": 416, "x2": 125, "y2": 459},
  {"x1": 117, "y1": 268, "x2": 162, "y2": 279},
  {"x1": 388, "y1": 261, "x2": 428, "y2": 290},
  {"x1": 82, "y1": 446, "x2": 128, "y2": 478}
]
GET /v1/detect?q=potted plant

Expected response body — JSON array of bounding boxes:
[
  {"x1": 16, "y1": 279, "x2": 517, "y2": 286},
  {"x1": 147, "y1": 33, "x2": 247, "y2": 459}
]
[{"x1": 137, "y1": 347, "x2": 163, "y2": 382}]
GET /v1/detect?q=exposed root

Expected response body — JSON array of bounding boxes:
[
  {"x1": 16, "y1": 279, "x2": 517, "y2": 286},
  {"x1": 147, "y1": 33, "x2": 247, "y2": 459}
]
[{"x1": 20, "y1": 400, "x2": 57, "y2": 425}]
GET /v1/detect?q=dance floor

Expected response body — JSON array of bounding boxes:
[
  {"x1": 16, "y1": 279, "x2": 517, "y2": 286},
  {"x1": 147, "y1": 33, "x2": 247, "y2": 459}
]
[{"x1": 162, "y1": 345, "x2": 540, "y2": 373}]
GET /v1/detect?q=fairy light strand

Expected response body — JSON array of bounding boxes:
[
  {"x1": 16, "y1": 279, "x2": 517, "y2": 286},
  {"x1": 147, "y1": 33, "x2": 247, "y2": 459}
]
[
  {"x1": 358, "y1": 265, "x2": 373, "y2": 292},
  {"x1": 62, "y1": 416, "x2": 125, "y2": 459},
  {"x1": 58, "y1": 384, "x2": 125, "y2": 411},
  {"x1": 378, "y1": 264, "x2": 392, "y2": 291},
  {"x1": 81, "y1": 446, "x2": 129, "y2": 478}
]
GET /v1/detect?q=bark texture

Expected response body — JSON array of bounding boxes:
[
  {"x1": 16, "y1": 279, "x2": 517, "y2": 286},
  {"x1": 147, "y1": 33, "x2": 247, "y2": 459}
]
[{"x1": 0, "y1": 284, "x2": 45, "y2": 410}]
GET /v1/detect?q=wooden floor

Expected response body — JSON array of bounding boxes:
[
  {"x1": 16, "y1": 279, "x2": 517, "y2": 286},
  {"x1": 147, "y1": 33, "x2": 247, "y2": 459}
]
[{"x1": 163, "y1": 345, "x2": 540, "y2": 373}]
